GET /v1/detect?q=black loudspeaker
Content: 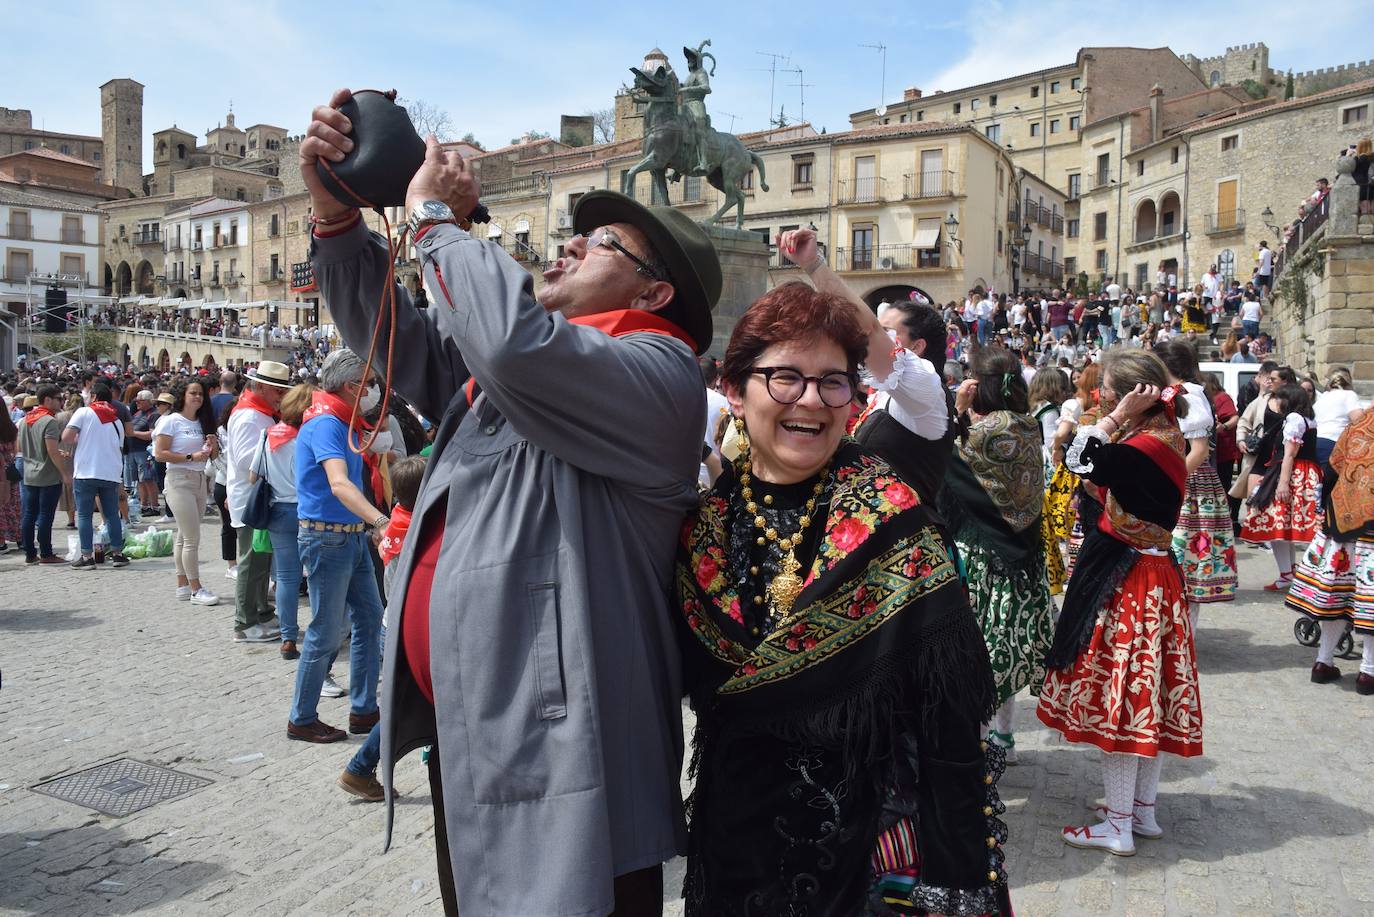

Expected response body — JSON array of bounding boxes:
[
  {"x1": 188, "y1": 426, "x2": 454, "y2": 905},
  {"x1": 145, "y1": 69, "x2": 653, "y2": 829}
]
[{"x1": 44, "y1": 287, "x2": 68, "y2": 333}]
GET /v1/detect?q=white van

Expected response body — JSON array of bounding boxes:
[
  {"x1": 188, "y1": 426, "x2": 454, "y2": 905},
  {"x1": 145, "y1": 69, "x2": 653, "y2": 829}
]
[{"x1": 1199, "y1": 361, "x2": 1262, "y2": 402}]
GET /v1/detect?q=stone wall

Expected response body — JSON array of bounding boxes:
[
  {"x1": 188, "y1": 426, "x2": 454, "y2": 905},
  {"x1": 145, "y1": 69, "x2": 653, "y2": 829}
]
[
  {"x1": 1270, "y1": 164, "x2": 1374, "y2": 396},
  {"x1": 1293, "y1": 61, "x2": 1374, "y2": 98}
]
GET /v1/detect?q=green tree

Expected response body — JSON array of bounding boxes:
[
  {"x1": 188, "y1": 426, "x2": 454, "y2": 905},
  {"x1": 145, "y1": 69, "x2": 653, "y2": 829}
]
[
  {"x1": 1239, "y1": 79, "x2": 1268, "y2": 100},
  {"x1": 1284, "y1": 71, "x2": 1295, "y2": 100},
  {"x1": 39, "y1": 330, "x2": 116, "y2": 361}
]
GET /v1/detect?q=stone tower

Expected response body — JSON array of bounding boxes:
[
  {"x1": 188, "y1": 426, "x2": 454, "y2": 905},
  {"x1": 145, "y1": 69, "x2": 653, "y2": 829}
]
[{"x1": 100, "y1": 78, "x2": 144, "y2": 192}]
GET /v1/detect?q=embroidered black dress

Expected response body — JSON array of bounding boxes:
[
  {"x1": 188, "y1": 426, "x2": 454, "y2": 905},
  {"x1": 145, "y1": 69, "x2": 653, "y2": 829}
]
[{"x1": 676, "y1": 443, "x2": 1011, "y2": 916}]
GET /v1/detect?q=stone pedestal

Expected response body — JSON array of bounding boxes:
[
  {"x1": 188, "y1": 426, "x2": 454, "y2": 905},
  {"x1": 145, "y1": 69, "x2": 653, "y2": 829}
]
[{"x1": 703, "y1": 225, "x2": 771, "y2": 358}]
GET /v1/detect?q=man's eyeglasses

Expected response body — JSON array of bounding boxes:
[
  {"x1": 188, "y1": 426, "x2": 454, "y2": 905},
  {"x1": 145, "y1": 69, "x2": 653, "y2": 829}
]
[
  {"x1": 749, "y1": 366, "x2": 857, "y2": 408},
  {"x1": 574, "y1": 227, "x2": 667, "y2": 281}
]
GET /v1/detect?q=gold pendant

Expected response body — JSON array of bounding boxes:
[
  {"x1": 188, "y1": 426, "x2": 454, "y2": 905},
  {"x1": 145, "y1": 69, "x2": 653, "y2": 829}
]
[{"x1": 768, "y1": 549, "x2": 804, "y2": 615}]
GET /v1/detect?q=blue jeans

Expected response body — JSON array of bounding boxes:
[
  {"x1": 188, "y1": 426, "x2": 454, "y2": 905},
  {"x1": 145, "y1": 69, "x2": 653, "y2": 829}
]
[
  {"x1": 266, "y1": 501, "x2": 302, "y2": 642},
  {"x1": 20, "y1": 482, "x2": 62, "y2": 559},
  {"x1": 289, "y1": 528, "x2": 384, "y2": 727},
  {"x1": 346, "y1": 722, "x2": 382, "y2": 778},
  {"x1": 74, "y1": 478, "x2": 123, "y2": 555},
  {"x1": 123, "y1": 451, "x2": 151, "y2": 489},
  {"x1": 1242, "y1": 320, "x2": 1260, "y2": 338},
  {"x1": 977, "y1": 318, "x2": 991, "y2": 344},
  {"x1": 1051, "y1": 323, "x2": 1072, "y2": 341}
]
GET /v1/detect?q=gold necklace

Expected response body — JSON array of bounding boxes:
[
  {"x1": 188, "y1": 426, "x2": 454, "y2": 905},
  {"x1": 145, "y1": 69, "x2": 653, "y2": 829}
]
[{"x1": 739, "y1": 458, "x2": 831, "y2": 616}]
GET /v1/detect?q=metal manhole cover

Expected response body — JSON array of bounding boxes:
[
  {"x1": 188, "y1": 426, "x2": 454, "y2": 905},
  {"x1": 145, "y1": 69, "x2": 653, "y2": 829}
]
[{"x1": 31, "y1": 759, "x2": 211, "y2": 817}]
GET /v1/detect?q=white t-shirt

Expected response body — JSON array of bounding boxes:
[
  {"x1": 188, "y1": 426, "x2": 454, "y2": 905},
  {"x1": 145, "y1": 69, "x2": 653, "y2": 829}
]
[
  {"x1": 1009, "y1": 303, "x2": 1027, "y2": 326},
  {"x1": 251, "y1": 434, "x2": 299, "y2": 504},
  {"x1": 1202, "y1": 273, "x2": 1219, "y2": 298},
  {"x1": 1258, "y1": 248, "x2": 1274, "y2": 275},
  {"x1": 67, "y1": 406, "x2": 125, "y2": 482},
  {"x1": 1105, "y1": 282, "x2": 1121, "y2": 302},
  {"x1": 154, "y1": 412, "x2": 210, "y2": 473},
  {"x1": 1313, "y1": 389, "x2": 1363, "y2": 441},
  {"x1": 1240, "y1": 301, "x2": 1263, "y2": 322}
]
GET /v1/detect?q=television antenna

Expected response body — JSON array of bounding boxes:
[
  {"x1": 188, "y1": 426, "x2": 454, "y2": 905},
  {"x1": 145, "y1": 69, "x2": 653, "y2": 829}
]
[
  {"x1": 786, "y1": 67, "x2": 814, "y2": 123},
  {"x1": 715, "y1": 110, "x2": 740, "y2": 132},
  {"x1": 752, "y1": 51, "x2": 791, "y2": 129},
  {"x1": 860, "y1": 42, "x2": 888, "y2": 110}
]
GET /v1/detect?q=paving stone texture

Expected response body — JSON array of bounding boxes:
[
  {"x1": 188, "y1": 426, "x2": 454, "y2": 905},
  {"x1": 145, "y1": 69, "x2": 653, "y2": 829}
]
[{"x1": 1, "y1": 528, "x2": 1372, "y2": 916}]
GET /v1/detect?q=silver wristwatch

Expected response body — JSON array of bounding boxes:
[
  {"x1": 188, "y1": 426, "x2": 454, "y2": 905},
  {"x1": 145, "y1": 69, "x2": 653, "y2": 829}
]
[{"x1": 407, "y1": 199, "x2": 456, "y2": 236}]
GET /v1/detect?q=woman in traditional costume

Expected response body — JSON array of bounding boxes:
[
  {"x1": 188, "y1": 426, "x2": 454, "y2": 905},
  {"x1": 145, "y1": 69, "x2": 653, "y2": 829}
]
[
  {"x1": 1039, "y1": 350, "x2": 1202, "y2": 857},
  {"x1": 1054, "y1": 365, "x2": 1102, "y2": 579},
  {"x1": 1286, "y1": 407, "x2": 1374, "y2": 692},
  {"x1": 1241, "y1": 383, "x2": 1322, "y2": 590},
  {"x1": 940, "y1": 348, "x2": 1054, "y2": 764},
  {"x1": 676, "y1": 274, "x2": 1010, "y2": 915},
  {"x1": 1155, "y1": 342, "x2": 1237, "y2": 626}
]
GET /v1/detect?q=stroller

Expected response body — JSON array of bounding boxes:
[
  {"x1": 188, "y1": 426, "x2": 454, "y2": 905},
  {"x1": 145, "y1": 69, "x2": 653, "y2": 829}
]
[{"x1": 1294, "y1": 616, "x2": 1360, "y2": 659}]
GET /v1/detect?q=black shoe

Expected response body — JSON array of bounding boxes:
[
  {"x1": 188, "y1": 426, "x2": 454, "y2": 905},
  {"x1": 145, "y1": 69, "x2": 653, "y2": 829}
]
[
  {"x1": 109, "y1": 552, "x2": 130, "y2": 568},
  {"x1": 71, "y1": 556, "x2": 96, "y2": 571},
  {"x1": 25, "y1": 554, "x2": 39, "y2": 565}
]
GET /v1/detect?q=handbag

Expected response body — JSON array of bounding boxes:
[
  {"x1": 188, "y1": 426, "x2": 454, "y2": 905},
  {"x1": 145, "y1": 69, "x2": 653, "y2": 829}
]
[
  {"x1": 4, "y1": 457, "x2": 19, "y2": 483},
  {"x1": 241, "y1": 431, "x2": 274, "y2": 530}
]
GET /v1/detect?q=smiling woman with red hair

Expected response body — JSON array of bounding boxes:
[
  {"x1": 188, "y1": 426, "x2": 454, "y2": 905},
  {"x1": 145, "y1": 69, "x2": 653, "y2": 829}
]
[{"x1": 675, "y1": 281, "x2": 1011, "y2": 915}]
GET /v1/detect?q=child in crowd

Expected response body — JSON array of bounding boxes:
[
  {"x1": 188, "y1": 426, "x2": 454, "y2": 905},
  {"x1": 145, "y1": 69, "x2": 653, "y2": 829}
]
[{"x1": 337, "y1": 453, "x2": 428, "y2": 801}]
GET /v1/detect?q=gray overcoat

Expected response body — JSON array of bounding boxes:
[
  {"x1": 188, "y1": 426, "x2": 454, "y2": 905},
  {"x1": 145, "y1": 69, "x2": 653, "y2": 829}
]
[{"x1": 311, "y1": 221, "x2": 705, "y2": 916}]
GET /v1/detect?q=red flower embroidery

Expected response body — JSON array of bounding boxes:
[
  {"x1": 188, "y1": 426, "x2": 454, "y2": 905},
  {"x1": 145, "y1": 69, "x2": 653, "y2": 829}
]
[
  {"x1": 883, "y1": 482, "x2": 917, "y2": 510},
  {"x1": 742, "y1": 663, "x2": 758, "y2": 676},
  {"x1": 832, "y1": 516, "x2": 871, "y2": 553},
  {"x1": 696, "y1": 555, "x2": 719, "y2": 591},
  {"x1": 785, "y1": 637, "x2": 800, "y2": 651},
  {"x1": 791, "y1": 622, "x2": 807, "y2": 636},
  {"x1": 726, "y1": 597, "x2": 743, "y2": 625},
  {"x1": 802, "y1": 637, "x2": 817, "y2": 650},
  {"x1": 1333, "y1": 548, "x2": 1351, "y2": 575}
]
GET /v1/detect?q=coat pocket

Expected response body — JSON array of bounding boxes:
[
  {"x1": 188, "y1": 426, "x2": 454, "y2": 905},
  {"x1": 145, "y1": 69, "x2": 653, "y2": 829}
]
[{"x1": 526, "y1": 582, "x2": 567, "y2": 720}]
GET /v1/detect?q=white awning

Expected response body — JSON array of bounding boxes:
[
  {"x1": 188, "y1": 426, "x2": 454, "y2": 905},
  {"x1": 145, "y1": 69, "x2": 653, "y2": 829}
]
[
  {"x1": 138, "y1": 297, "x2": 162, "y2": 306},
  {"x1": 269, "y1": 301, "x2": 316, "y2": 310},
  {"x1": 118, "y1": 295, "x2": 142, "y2": 304},
  {"x1": 487, "y1": 223, "x2": 503, "y2": 238},
  {"x1": 177, "y1": 299, "x2": 207, "y2": 310},
  {"x1": 913, "y1": 219, "x2": 942, "y2": 251},
  {"x1": 159, "y1": 298, "x2": 184, "y2": 307},
  {"x1": 514, "y1": 219, "x2": 530, "y2": 233}
]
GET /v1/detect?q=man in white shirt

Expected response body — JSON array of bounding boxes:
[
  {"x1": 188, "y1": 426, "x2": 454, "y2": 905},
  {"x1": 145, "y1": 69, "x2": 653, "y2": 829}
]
[
  {"x1": 61, "y1": 382, "x2": 131, "y2": 569},
  {"x1": 226, "y1": 361, "x2": 291, "y2": 642},
  {"x1": 1104, "y1": 280, "x2": 1122, "y2": 304},
  {"x1": 1256, "y1": 241, "x2": 1274, "y2": 301}
]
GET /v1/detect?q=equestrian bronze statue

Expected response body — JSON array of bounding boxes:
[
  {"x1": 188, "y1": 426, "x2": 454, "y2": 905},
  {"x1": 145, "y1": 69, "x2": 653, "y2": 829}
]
[{"x1": 620, "y1": 41, "x2": 769, "y2": 229}]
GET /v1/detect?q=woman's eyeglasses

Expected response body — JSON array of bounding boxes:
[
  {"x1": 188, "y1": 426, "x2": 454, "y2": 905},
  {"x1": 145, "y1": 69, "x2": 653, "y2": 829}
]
[
  {"x1": 574, "y1": 227, "x2": 666, "y2": 281},
  {"x1": 749, "y1": 366, "x2": 856, "y2": 408}
]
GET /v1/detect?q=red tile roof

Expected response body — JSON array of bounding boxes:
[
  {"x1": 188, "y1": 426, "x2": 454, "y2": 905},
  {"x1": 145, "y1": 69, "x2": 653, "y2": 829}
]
[
  {"x1": 1182, "y1": 76, "x2": 1374, "y2": 134},
  {"x1": 0, "y1": 146, "x2": 100, "y2": 169}
]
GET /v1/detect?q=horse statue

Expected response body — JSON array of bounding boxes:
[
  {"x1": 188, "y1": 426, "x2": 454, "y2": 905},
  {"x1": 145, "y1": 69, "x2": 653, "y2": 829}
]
[{"x1": 620, "y1": 48, "x2": 769, "y2": 229}]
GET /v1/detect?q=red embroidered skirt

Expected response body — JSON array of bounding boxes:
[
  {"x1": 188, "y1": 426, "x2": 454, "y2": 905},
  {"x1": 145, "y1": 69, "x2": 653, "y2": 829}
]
[
  {"x1": 1240, "y1": 459, "x2": 1321, "y2": 543},
  {"x1": 1038, "y1": 553, "x2": 1203, "y2": 758}
]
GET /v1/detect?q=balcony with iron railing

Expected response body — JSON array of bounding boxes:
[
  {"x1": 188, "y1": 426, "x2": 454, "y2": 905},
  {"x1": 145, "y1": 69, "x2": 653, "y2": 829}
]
[
  {"x1": 836, "y1": 177, "x2": 889, "y2": 205},
  {"x1": 134, "y1": 229, "x2": 161, "y2": 245},
  {"x1": 483, "y1": 175, "x2": 546, "y2": 201},
  {"x1": 1051, "y1": 214, "x2": 1064, "y2": 233},
  {"x1": 902, "y1": 171, "x2": 957, "y2": 200},
  {"x1": 1007, "y1": 203, "x2": 1020, "y2": 225},
  {"x1": 5, "y1": 223, "x2": 32, "y2": 240},
  {"x1": 834, "y1": 243, "x2": 943, "y2": 272},
  {"x1": 189, "y1": 276, "x2": 203, "y2": 290},
  {"x1": 1275, "y1": 194, "x2": 1331, "y2": 279},
  {"x1": 259, "y1": 266, "x2": 285, "y2": 283},
  {"x1": 505, "y1": 237, "x2": 544, "y2": 264},
  {"x1": 1205, "y1": 209, "x2": 1245, "y2": 234}
]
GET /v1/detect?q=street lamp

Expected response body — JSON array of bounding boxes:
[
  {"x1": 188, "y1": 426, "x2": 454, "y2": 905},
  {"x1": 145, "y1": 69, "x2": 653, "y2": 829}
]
[
  {"x1": 1261, "y1": 206, "x2": 1279, "y2": 235},
  {"x1": 944, "y1": 213, "x2": 962, "y2": 253}
]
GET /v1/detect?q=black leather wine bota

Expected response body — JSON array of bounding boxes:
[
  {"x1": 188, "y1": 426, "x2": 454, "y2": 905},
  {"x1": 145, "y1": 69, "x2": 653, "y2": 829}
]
[{"x1": 315, "y1": 90, "x2": 426, "y2": 209}]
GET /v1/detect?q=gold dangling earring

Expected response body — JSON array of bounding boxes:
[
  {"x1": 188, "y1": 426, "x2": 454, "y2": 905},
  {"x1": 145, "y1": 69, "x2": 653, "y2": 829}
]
[{"x1": 725, "y1": 414, "x2": 749, "y2": 465}]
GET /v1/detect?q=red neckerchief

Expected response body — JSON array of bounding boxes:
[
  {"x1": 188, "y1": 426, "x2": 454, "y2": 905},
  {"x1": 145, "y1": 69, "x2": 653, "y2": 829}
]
[
  {"x1": 266, "y1": 421, "x2": 298, "y2": 452},
  {"x1": 568, "y1": 309, "x2": 696, "y2": 351},
  {"x1": 303, "y1": 390, "x2": 384, "y2": 500},
  {"x1": 24, "y1": 406, "x2": 53, "y2": 426},
  {"x1": 378, "y1": 503, "x2": 412, "y2": 566},
  {"x1": 232, "y1": 388, "x2": 279, "y2": 420},
  {"x1": 89, "y1": 401, "x2": 119, "y2": 424}
]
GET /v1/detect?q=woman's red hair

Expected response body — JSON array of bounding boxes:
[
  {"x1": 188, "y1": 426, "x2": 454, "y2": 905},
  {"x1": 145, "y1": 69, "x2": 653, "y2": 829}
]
[{"x1": 721, "y1": 282, "x2": 868, "y2": 394}]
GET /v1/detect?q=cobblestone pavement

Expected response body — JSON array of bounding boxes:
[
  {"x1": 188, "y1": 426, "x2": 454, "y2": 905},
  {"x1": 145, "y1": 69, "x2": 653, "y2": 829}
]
[{"x1": 2, "y1": 523, "x2": 1372, "y2": 916}]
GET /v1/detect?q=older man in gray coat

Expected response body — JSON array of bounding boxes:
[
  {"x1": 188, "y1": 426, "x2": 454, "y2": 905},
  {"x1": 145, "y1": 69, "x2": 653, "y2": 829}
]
[{"x1": 302, "y1": 89, "x2": 721, "y2": 917}]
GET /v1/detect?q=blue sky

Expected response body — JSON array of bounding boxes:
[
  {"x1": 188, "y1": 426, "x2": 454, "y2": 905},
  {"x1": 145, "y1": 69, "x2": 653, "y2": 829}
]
[{"x1": 4, "y1": 0, "x2": 1364, "y2": 165}]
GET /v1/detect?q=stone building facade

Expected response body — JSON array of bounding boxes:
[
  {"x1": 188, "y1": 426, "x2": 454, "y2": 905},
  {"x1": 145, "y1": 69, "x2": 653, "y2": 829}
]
[{"x1": 99, "y1": 79, "x2": 143, "y2": 193}]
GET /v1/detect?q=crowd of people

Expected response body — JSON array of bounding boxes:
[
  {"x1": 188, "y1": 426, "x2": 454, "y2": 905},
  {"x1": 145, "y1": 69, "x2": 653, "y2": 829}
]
[{"x1": 2, "y1": 97, "x2": 1371, "y2": 917}]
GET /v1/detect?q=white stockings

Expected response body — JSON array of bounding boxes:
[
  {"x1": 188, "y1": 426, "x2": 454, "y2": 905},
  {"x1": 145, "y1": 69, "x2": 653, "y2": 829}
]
[
  {"x1": 1270, "y1": 540, "x2": 1294, "y2": 578},
  {"x1": 1317, "y1": 619, "x2": 1345, "y2": 666}
]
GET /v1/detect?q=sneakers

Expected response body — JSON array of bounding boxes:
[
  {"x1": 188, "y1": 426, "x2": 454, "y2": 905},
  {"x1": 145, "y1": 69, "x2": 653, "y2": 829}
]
[
  {"x1": 25, "y1": 554, "x2": 39, "y2": 565},
  {"x1": 1311, "y1": 661, "x2": 1342, "y2": 684},
  {"x1": 1063, "y1": 812, "x2": 1136, "y2": 856},
  {"x1": 287, "y1": 719, "x2": 347, "y2": 743},
  {"x1": 280, "y1": 639, "x2": 300, "y2": 661},
  {"x1": 349, "y1": 710, "x2": 380, "y2": 734},
  {"x1": 190, "y1": 588, "x2": 219, "y2": 606},
  {"x1": 72, "y1": 555, "x2": 97, "y2": 571},
  {"x1": 320, "y1": 675, "x2": 346, "y2": 698},
  {"x1": 109, "y1": 552, "x2": 130, "y2": 568},
  {"x1": 225, "y1": 565, "x2": 239, "y2": 579},
  {"x1": 338, "y1": 769, "x2": 385, "y2": 801},
  {"x1": 39, "y1": 555, "x2": 66, "y2": 565},
  {"x1": 261, "y1": 615, "x2": 281, "y2": 633},
  {"x1": 234, "y1": 624, "x2": 279, "y2": 643},
  {"x1": 1094, "y1": 803, "x2": 1164, "y2": 838},
  {"x1": 176, "y1": 585, "x2": 193, "y2": 601}
]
